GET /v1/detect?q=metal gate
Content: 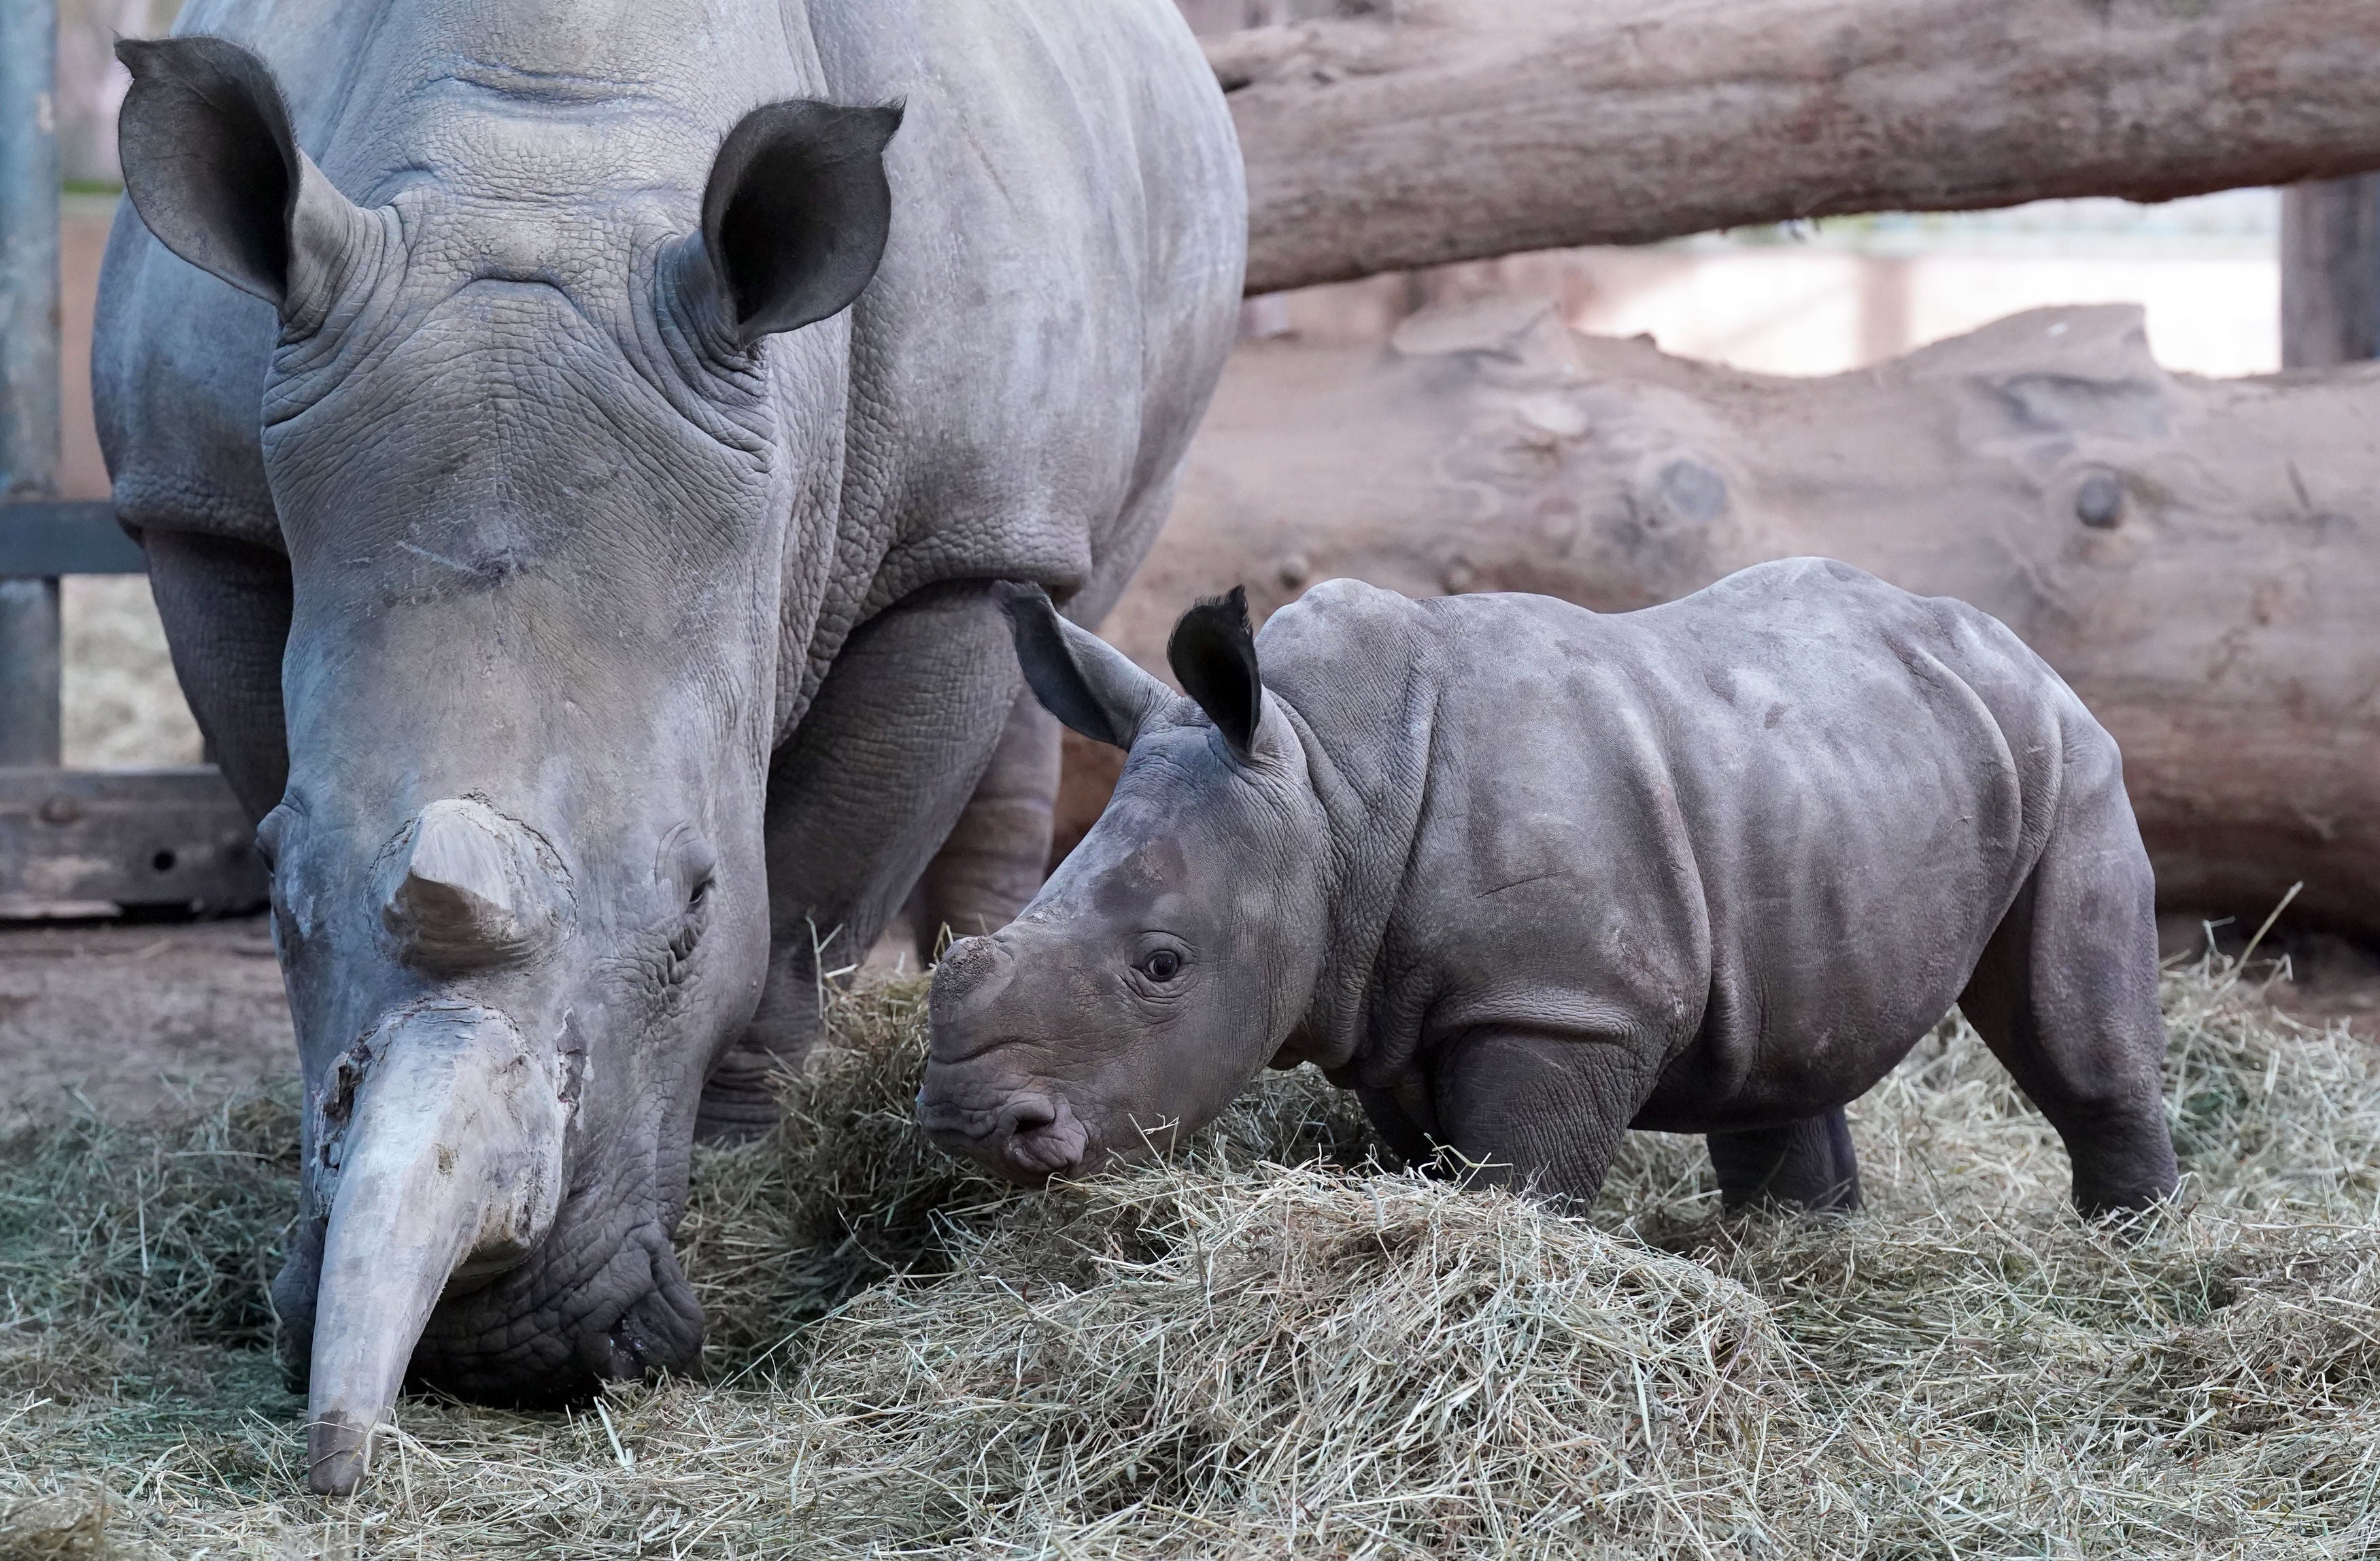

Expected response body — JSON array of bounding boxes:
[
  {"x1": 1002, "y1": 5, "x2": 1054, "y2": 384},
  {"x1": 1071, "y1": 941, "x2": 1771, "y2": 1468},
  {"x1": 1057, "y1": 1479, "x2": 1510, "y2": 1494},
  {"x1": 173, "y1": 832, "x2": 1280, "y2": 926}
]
[{"x1": 1, "y1": 0, "x2": 265, "y2": 916}]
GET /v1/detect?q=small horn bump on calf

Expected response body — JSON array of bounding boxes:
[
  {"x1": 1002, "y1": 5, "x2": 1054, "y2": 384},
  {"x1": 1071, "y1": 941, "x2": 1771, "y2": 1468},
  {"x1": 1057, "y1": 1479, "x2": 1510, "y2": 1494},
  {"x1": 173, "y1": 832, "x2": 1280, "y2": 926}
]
[
  {"x1": 928, "y1": 935, "x2": 1015, "y2": 1033},
  {"x1": 381, "y1": 799, "x2": 558, "y2": 970}
]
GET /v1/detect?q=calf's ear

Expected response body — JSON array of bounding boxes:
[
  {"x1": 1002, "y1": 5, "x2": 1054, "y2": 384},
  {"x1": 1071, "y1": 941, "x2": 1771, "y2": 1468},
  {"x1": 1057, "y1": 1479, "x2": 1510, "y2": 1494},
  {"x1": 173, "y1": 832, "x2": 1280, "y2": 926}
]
[
  {"x1": 1168, "y1": 586, "x2": 1263, "y2": 763},
  {"x1": 116, "y1": 37, "x2": 369, "y2": 314},
  {"x1": 998, "y1": 584, "x2": 1174, "y2": 751},
  {"x1": 698, "y1": 99, "x2": 902, "y2": 346}
]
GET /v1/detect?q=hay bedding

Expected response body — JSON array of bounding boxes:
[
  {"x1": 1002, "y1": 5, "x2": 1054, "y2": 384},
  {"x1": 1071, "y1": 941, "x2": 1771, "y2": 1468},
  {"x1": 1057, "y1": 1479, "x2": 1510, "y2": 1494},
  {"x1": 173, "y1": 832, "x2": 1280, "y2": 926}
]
[{"x1": 3, "y1": 961, "x2": 2379, "y2": 1558}]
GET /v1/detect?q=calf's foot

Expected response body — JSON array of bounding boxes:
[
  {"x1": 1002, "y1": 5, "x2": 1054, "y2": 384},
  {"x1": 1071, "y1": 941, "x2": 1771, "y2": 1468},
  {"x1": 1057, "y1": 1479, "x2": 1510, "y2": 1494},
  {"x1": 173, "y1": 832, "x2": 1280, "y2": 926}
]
[
  {"x1": 1707, "y1": 1107, "x2": 1862, "y2": 1212},
  {"x1": 2061, "y1": 1107, "x2": 2179, "y2": 1220}
]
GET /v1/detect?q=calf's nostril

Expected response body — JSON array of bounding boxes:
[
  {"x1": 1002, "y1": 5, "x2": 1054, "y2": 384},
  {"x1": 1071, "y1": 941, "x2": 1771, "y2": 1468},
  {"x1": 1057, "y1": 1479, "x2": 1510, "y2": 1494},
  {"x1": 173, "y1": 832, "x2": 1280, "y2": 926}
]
[{"x1": 1004, "y1": 1098, "x2": 1056, "y2": 1134}]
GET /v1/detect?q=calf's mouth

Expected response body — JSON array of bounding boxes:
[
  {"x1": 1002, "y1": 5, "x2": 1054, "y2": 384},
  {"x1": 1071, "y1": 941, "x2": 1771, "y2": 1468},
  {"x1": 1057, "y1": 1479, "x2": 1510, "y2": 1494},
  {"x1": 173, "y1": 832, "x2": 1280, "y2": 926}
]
[{"x1": 915, "y1": 1079, "x2": 1092, "y2": 1182}]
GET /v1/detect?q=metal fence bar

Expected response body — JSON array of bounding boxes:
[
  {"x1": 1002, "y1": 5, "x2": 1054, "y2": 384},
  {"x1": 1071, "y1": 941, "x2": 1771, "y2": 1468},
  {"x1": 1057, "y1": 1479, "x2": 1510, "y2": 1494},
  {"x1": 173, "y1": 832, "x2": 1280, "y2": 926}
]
[
  {"x1": 2283, "y1": 175, "x2": 2380, "y2": 368},
  {"x1": 0, "y1": 0, "x2": 63, "y2": 766},
  {"x1": 0, "y1": 501, "x2": 145, "y2": 576}
]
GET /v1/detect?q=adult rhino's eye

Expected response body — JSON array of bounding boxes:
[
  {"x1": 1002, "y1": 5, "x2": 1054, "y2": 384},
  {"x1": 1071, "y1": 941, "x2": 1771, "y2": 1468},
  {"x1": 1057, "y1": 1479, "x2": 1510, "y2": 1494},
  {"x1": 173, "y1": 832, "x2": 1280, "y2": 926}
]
[{"x1": 1140, "y1": 948, "x2": 1183, "y2": 983}]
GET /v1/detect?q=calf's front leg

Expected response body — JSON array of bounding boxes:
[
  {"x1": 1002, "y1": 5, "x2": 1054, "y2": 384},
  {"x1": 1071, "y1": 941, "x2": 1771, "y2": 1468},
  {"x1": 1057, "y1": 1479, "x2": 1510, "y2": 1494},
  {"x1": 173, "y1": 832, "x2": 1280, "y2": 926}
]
[
  {"x1": 1430, "y1": 1027, "x2": 1659, "y2": 1210},
  {"x1": 1706, "y1": 1109, "x2": 1862, "y2": 1212}
]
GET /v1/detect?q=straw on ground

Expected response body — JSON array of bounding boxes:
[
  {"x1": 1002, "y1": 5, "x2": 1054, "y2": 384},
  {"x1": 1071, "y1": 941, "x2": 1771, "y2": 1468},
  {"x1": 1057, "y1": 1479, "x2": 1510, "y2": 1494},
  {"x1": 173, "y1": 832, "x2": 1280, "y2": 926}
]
[{"x1": 3, "y1": 956, "x2": 2377, "y2": 1558}]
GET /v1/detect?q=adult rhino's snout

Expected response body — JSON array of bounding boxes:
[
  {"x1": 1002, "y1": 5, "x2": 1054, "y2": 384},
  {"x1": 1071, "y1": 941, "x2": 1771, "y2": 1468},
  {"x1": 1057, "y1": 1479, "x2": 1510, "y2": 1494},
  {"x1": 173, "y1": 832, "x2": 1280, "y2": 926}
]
[{"x1": 380, "y1": 799, "x2": 566, "y2": 971}]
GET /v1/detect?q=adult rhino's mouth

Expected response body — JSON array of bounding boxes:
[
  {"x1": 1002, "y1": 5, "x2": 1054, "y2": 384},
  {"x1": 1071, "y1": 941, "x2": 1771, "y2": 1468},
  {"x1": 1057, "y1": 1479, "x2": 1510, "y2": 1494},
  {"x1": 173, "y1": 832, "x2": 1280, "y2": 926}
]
[{"x1": 273, "y1": 1096, "x2": 705, "y2": 1481}]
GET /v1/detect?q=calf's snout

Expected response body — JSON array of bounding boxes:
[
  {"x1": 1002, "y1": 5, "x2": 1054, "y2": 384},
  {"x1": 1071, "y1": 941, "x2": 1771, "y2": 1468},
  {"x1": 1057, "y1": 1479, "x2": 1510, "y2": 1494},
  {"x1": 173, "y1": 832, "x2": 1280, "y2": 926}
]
[
  {"x1": 922, "y1": 931, "x2": 1093, "y2": 1180},
  {"x1": 916, "y1": 1084, "x2": 1089, "y2": 1181}
]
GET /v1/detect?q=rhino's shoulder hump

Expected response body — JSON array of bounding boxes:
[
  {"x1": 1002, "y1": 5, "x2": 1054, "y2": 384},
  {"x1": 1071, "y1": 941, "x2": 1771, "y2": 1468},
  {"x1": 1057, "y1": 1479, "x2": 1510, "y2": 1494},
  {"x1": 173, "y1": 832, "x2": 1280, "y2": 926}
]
[
  {"x1": 1259, "y1": 578, "x2": 1421, "y2": 664},
  {"x1": 1686, "y1": 557, "x2": 2024, "y2": 659},
  {"x1": 1697, "y1": 555, "x2": 1899, "y2": 609},
  {"x1": 1272, "y1": 576, "x2": 1413, "y2": 623}
]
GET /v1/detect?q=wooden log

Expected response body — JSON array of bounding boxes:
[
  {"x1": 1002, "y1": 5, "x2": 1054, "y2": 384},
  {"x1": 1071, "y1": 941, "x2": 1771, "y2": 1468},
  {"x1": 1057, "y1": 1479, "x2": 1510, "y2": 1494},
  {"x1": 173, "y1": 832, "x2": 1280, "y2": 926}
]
[
  {"x1": 1079, "y1": 301, "x2": 2380, "y2": 936},
  {"x1": 1217, "y1": 0, "x2": 2380, "y2": 295}
]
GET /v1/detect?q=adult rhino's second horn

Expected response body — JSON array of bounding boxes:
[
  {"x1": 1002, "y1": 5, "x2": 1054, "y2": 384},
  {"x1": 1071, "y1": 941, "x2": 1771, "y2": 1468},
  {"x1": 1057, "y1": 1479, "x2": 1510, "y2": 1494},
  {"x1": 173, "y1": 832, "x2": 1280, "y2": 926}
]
[
  {"x1": 304, "y1": 1006, "x2": 571, "y2": 1496},
  {"x1": 380, "y1": 799, "x2": 564, "y2": 970}
]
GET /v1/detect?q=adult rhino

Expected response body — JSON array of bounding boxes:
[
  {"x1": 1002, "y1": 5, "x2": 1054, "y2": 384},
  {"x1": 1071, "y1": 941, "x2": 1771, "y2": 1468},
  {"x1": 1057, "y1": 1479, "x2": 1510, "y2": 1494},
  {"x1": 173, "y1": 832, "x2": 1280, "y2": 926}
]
[{"x1": 94, "y1": 1, "x2": 1242, "y2": 1494}]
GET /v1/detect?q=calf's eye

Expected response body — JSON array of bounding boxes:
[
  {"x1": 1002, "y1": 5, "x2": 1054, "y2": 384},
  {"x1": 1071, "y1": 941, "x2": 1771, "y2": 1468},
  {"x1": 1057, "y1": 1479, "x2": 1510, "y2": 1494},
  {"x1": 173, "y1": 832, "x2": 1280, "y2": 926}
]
[{"x1": 1140, "y1": 948, "x2": 1183, "y2": 983}]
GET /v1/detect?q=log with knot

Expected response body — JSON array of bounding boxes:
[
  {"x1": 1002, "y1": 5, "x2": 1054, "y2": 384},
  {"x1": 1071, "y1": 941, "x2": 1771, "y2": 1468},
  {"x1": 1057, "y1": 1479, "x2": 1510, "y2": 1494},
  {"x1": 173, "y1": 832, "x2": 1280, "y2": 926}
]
[{"x1": 1083, "y1": 302, "x2": 2380, "y2": 937}]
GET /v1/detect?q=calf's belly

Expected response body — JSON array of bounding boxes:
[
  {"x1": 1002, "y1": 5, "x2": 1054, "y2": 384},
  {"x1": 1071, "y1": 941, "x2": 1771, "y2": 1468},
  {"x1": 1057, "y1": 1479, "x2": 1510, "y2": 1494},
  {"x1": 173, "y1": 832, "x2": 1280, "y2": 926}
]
[{"x1": 1625, "y1": 969, "x2": 1980, "y2": 1135}]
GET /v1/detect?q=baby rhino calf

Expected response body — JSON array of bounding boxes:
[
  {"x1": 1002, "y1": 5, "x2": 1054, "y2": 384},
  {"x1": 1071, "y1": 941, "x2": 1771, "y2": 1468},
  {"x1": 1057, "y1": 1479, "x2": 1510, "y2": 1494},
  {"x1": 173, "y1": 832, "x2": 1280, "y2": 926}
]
[{"x1": 918, "y1": 560, "x2": 2179, "y2": 1216}]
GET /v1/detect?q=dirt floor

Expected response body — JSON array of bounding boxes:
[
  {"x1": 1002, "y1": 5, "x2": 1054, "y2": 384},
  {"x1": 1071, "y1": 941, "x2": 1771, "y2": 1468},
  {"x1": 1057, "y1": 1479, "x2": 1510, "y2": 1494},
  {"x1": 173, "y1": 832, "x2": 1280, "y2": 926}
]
[
  {"x1": 0, "y1": 915, "x2": 291, "y2": 1122},
  {"x1": 1, "y1": 907, "x2": 2372, "y2": 1124},
  {"x1": 2161, "y1": 916, "x2": 2380, "y2": 1035}
]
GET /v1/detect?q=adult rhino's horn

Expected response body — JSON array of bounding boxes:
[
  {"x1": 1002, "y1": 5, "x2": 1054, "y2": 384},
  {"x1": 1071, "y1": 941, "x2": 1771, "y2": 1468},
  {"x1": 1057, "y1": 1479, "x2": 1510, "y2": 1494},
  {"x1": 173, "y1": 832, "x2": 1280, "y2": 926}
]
[
  {"x1": 381, "y1": 799, "x2": 562, "y2": 970},
  {"x1": 305, "y1": 1006, "x2": 568, "y2": 1496}
]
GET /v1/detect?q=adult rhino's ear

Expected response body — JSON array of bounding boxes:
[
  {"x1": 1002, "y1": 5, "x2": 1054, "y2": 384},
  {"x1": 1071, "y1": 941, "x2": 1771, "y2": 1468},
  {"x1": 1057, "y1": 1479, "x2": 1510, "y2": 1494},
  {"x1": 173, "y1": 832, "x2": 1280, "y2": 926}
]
[
  {"x1": 698, "y1": 99, "x2": 902, "y2": 346},
  {"x1": 1168, "y1": 586, "x2": 1263, "y2": 764},
  {"x1": 998, "y1": 584, "x2": 1173, "y2": 752},
  {"x1": 116, "y1": 37, "x2": 370, "y2": 315}
]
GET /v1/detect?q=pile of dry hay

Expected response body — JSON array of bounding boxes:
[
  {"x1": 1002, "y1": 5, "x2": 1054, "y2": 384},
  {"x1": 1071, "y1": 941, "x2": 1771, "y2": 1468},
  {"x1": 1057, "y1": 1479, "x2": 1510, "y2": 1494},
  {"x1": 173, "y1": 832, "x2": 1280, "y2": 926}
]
[{"x1": 4, "y1": 956, "x2": 2379, "y2": 1558}]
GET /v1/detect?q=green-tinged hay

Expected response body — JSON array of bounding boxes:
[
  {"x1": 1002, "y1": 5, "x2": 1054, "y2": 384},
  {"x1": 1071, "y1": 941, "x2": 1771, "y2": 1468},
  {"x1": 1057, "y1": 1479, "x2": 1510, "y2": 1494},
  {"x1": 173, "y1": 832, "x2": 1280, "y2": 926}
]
[
  {"x1": 3, "y1": 956, "x2": 2380, "y2": 1556},
  {"x1": 0, "y1": 1083, "x2": 299, "y2": 1407}
]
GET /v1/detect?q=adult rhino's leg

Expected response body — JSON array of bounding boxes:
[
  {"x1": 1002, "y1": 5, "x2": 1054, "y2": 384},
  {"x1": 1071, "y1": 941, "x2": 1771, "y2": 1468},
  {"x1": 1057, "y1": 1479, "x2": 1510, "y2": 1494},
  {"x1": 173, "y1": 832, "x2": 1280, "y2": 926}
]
[
  {"x1": 139, "y1": 530, "x2": 291, "y2": 821},
  {"x1": 1957, "y1": 772, "x2": 2179, "y2": 1218},
  {"x1": 902, "y1": 466, "x2": 1189, "y2": 961},
  {"x1": 1430, "y1": 1026, "x2": 1658, "y2": 1209},
  {"x1": 906, "y1": 692, "x2": 1061, "y2": 962},
  {"x1": 1706, "y1": 1109, "x2": 1862, "y2": 1212},
  {"x1": 698, "y1": 581, "x2": 1023, "y2": 1140}
]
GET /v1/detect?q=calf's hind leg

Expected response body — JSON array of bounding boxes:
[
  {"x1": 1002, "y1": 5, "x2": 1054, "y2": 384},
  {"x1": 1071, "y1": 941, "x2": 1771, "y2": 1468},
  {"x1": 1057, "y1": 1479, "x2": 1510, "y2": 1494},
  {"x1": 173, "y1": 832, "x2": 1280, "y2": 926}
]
[
  {"x1": 1707, "y1": 1109, "x2": 1861, "y2": 1211},
  {"x1": 1957, "y1": 775, "x2": 2179, "y2": 1217}
]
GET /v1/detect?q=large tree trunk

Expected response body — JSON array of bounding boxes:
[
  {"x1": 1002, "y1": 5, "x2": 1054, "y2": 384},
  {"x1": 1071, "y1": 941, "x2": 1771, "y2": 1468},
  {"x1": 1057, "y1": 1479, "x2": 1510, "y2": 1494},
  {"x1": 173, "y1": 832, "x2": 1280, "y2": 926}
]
[
  {"x1": 1076, "y1": 302, "x2": 2380, "y2": 937},
  {"x1": 1219, "y1": 0, "x2": 2380, "y2": 295}
]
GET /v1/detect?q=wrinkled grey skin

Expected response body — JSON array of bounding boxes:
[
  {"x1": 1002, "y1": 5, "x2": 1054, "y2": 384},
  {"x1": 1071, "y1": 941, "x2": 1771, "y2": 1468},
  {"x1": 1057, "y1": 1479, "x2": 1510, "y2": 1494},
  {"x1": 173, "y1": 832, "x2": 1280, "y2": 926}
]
[
  {"x1": 92, "y1": 0, "x2": 1240, "y2": 1488},
  {"x1": 922, "y1": 561, "x2": 2181, "y2": 1221}
]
